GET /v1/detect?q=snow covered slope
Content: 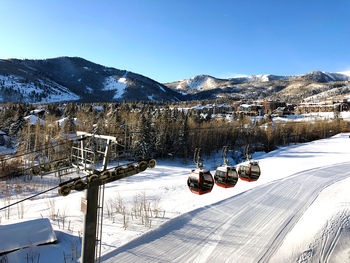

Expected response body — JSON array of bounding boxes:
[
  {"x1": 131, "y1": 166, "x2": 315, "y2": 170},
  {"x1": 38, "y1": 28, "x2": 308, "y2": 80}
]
[
  {"x1": 101, "y1": 162, "x2": 350, "y2": 262},
  {"x1": 2, "y1": 134, "x2": 350, "y2": 263},
  {"x1": 102, "y1": 73, "x2": 128, "y2": 99},
  {"x1": 0, "y1": 74, "x2": 80, "y2": 103}
]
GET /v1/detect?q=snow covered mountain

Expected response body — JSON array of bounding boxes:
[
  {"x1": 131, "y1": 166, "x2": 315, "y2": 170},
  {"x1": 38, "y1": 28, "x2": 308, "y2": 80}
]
[
  {"x1": 0, "y1": 57, "x2": 182, "y2": 103},
  {"x1": 1, "y1": 56, "x2": 349, "y2": 104},
  {"x1": 165, "y1": 71, "x2": 350, "y2": 102}
]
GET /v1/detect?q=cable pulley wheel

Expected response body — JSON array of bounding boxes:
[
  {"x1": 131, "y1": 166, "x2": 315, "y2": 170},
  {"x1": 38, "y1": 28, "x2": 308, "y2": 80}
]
[
  {"x1": 88, "y1": 174, "x2": 100, "y2": 183},
  {"x1": 100, "y1": 170, "x2": 113, "y2": 180},
  {"x1": 138, "y1": 161, "x2": 148, "y2": 172},
  {"x1": 73, "y1": 179, "x2": 87, "y2": 191},
  {"x1": 127, "y1": 163, "x2": 135, "y2": 169},
  {"x1": 58, "y1": 184, "x2": 71, "y2": 196},
  {"x1": 115, "y1": 167, "x2": 125, "y2": 175},
  {"x1": 148, "y1": 159, "x2": 156, "y2": 169}
]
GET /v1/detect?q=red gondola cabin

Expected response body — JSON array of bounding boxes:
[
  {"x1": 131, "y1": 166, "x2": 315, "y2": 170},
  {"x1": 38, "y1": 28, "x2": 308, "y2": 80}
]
[
  {"x1": 237, "y1": 161, "x2": 261, "y2": 182},
  {"x1": 214, "y1": 166, "x2": 238, "y2": 188},
  {"x1": 187, "y1": 168, "x2": 214, "y2": 195}
]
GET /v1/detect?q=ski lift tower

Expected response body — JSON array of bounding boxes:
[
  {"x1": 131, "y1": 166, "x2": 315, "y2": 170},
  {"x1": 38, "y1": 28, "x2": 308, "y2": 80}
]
[
  {"x1": 58, "y1": 131, "x2": 156, "y2": 263},
  {"x1": 75, "y1": 132, "x2": 118, "y2": 263}
]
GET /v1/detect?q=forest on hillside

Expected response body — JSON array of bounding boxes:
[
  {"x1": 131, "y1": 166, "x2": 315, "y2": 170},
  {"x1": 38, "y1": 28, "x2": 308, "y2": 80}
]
[{"x1": 0, "y1": 102, "x2": 349, "y2": 169}]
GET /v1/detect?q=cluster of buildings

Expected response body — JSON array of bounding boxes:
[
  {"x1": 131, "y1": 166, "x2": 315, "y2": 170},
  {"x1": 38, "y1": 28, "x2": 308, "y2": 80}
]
[{"x1": 188, "y1": 99, "x2": 350, "y2": 117}]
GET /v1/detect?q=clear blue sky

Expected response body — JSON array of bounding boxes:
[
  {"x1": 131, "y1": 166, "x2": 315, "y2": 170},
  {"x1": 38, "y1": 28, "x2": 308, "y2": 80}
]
[{"x1": 0, "y1": 0, "x2": 349, "y2": 83}]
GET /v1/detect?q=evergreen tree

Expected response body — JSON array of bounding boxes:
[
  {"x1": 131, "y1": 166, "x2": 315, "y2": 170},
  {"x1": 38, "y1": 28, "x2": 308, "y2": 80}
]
[
  {"x1": 154, "y1": 109, "x2": 170, "y2": 157},
  {"x1": 134, "y1": 113, "x2": 154, "y2": 158}
]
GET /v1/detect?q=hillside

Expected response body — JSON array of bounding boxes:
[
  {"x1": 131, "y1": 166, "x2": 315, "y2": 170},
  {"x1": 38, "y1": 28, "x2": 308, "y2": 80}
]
[{"x1": 0, "y1": 57, "x2": 182, "y2": 103}]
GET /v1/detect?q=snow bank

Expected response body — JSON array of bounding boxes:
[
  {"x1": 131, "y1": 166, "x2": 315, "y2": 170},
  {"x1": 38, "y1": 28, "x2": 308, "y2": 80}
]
[{"x1": 0, "y1": 218, "x2": 56, "y2": 254}]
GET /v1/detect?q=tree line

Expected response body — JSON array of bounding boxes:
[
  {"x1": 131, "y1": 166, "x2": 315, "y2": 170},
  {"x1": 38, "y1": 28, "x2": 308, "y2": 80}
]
[{"x1": 0, "y1": 102, "x2": 349, "y2": 165}]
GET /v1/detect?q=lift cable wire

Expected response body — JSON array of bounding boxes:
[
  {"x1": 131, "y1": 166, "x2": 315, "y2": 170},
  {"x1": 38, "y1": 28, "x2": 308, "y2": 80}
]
[
  {"x1": 0, "y1": 136, "x2": 86, "y2": 162},
  {"x1": 0, "y1": 158, "x2": 150, "y2": 212},
  {"x1": 0, "y1": 170, "x2": 93, "y2": 212},
  {"x1": 0, "y1": 184, "x2": 60, "y2": 212},
  {"x1": 2, "y1": 125, "x2": 237, "y2": 161},
  {"x1": 108, "y1": 125, "x2": 238, "y2": 136}
]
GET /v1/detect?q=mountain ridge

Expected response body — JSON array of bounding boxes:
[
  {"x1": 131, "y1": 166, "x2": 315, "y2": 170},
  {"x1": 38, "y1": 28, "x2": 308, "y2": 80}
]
[
  {"x1": 165, "y1": 71, "x2": 350, "y2": 103},
  {"x1": 1, "y1": 56, "x2": 349, "y2": 104},
  {"x1": 0, "y1": 57, "x2": 182, "y2": 103}
]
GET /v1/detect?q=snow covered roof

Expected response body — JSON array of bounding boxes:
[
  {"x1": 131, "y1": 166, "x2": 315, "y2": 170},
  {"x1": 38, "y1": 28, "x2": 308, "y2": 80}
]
[
  {"x1": 93, "y1": 105, "x2": 104, "y2": 111},
  {"x1": 24, "y1": 115, "x2": 44, "y2": 125},
  {"x1": 29, "y1": 109, "x2": 45, "y2": 115},
  {"x1": 56, "y1": 117, "x2": 77, "y2": 126},
  {"x1": 240, "y1": 104, "x2": 251, "y2": 108},
  {"x1": 0, "y1": 218, "x2": 57, "y2": 254}
]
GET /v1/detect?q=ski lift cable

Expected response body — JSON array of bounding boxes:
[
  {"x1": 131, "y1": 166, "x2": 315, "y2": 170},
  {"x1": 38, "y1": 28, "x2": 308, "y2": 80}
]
[
  {"x1": 0, "y1": 157, "x2": 154, "y2": 212},
  {"x1": 0, "y1": 184, "x2": 60, "y2": 212},
  {"x1": 0, "y1": 171, "x2": 92, "y2": 212},
  {"x1": 108, "y1": 125, "x2": 236, "y2": 136},
  {"x1": 0, "y1": 136, "x2": 85, "y2": 162},
  {"x1": 2, "y1": 125, "x2": 237, "y2": 162}
]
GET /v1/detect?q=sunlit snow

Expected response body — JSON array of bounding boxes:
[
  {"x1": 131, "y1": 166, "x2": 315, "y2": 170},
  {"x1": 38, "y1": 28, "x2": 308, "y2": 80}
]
[
  {"x1": 1, "y1": 133, "x2": 350, "y2": 262},
  {"x1": 102, "y1": 73, "x2": 128, "y2": 99},
  {"x1": 0, "y1": 74, "x2": 80, "y2": 103}
]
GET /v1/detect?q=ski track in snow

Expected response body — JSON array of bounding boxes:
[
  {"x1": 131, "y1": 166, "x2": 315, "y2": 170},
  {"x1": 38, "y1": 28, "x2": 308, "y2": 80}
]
[
  {"x1": 101, "y1": 163, "x2": 350, "y2": 263},
  {"x1": 295, "y1": 210, "x2": 350, "y2": 263}
]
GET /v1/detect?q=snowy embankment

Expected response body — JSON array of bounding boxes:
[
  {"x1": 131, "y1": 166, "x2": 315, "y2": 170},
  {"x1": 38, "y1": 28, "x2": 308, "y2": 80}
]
[{"x1": 1, "y1": 133, "x2": 350, "y2": 262}]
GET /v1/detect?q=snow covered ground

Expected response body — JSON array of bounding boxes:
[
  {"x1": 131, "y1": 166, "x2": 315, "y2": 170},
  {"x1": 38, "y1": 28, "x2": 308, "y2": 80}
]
[{"x1": 1, "y1": 133, "x2": 350, "y2": 262}]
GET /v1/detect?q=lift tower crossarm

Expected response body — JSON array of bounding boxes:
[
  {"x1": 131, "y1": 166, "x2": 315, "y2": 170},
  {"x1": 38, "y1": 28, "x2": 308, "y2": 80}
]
[{"x1": 76, "y1": 131, "x2": 118, "y2": 142}]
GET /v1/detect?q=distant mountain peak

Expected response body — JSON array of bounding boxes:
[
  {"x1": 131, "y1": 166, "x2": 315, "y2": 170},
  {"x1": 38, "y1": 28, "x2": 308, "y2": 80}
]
[{"x1": 164, "y1": 70, "x2": 350, "y2": 102}]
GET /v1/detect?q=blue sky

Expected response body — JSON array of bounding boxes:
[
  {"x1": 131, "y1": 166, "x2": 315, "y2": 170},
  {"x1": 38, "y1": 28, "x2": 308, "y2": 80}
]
[{"x1": 0, "y1": 0, "x2": 349, "y2": 82}]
